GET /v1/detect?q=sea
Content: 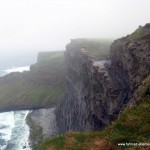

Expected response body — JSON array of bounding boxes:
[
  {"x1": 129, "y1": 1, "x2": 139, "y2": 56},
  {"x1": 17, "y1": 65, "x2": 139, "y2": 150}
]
[
  {"x1": 0, "y1": 53, "x2": 37, "y2": 150},
  {"x1": 0, "y1": 111, "x2": 30, "y2": 150}
]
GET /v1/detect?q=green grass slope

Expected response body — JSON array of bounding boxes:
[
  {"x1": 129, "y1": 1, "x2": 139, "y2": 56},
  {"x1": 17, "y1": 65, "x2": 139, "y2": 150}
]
[
  {"x1": 127, "y1": 23, "x2": 150, "y2": 40},
  {"x1": 0, "y1": 51, "x2": 65, "y2": 111}
]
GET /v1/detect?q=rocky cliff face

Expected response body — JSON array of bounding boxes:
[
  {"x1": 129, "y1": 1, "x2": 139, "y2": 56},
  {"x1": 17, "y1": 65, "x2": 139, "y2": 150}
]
[
  {"x1": 56, "y1": 39, "x2": 118, "y2": 132},
  {"x1": 56, "y1": 24, "x2": 150, "y2": 132},
  {"x1": 111, "y1": 37, "x2": 150, "y2": 93},
  {"x1": 110, "y1": 24, "x2": 150, "y2": 107}
]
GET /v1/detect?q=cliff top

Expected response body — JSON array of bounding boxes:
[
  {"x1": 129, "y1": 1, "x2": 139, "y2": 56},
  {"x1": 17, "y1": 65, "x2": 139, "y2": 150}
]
[
  {"x1": 70, "y1": 38, "x2": 113, "y2": 58},
  {"x1": 127, "y1": 23, "x2": 150, "y2": 40}
]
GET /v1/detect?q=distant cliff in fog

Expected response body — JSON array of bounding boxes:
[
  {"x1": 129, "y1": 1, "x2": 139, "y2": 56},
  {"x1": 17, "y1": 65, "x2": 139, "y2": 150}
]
[{"x1": 0, "y1": 51, "x2": 65, "y2": 112}]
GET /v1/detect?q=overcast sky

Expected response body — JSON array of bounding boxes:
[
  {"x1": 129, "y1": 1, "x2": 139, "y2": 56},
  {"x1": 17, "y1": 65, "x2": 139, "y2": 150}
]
[{"x1": 0, "y1": 0, "x2": 150, "y2": 54}]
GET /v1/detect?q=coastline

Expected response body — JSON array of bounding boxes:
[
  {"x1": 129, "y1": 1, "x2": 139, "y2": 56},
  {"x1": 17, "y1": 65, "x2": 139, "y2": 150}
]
[
  {"x1": 0, "y1": 51, "x2": 64, "y2": 149},
  {"x1": 0, "y1": 104, "x2": 56, "y2": 113},
  {"x1": 26, "y1": 107, "x2": 58, "y2": 149}
]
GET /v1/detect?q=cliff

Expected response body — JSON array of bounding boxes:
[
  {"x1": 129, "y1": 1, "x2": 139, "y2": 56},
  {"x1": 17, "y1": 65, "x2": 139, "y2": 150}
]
[
  {"x1": 56, "y1": 24, "x2": 150, "y2": 132},
  {"x1": 56, "y1": 39, "x2": 113, "y2": 131},
  {"x1": 0, "y1": 51, "x2": 65, "y2": 112},
  {"x1": 110, "y1": 23, "x2": 150, "y2": 106}
]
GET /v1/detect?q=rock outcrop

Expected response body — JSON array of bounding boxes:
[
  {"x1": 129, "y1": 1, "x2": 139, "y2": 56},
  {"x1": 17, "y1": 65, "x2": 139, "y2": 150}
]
[
  {"x1": 111, "y1": 36, "x2": 150, "y2": 93},
  {"x1": 110, "y1": 24, "x2": 150, "y2": 107},
  {"x1": 56, "y1": 24, "x2": 150, "y2": 132}
]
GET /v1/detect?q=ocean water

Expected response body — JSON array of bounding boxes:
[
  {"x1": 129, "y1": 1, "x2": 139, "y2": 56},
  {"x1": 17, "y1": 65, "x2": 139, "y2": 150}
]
[
  {"x1": 0, "y1": 111, "x2": 31, "y2": 150},
  {"x1": 0, "y1": 52, "x2": 36, "y2": 77},
  {"x1": 0, "y1": 54, "x2": 36, "y2": 150}
]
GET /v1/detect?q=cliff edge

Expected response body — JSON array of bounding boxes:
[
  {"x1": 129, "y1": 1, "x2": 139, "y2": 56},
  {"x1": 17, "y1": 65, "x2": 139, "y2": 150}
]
[
  {"x1": 56, "y1": 24, "x2": 150, "y2": 132},
  {"x1": 56, "y1": 39, "x2": 113, "y2": 131}
]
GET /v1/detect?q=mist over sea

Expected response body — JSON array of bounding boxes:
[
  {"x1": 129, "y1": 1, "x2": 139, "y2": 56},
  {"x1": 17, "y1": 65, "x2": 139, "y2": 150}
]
[{"x1": 0, "y1": 51, "x2": 37, "y2": 76}]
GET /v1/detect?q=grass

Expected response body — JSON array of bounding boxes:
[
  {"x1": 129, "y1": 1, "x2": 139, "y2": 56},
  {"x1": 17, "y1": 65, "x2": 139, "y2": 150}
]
[
  {"x1": 36, "y1": 76, "x2": 150, "y2": 150},
  {"x1": 100, "y1": 76, "x2": 150, "y2": 149},
  {"x1": 140, "y1": 76, "x2": 150, "y2": 96},
  {"x1": 71, "y1": 38, "x2": 113, "y2": 58},
  {"x1": 36, "y1": 132, "x2": 120, "y2": 150},
  {"x1": 127, "y1": 23, "x2": 150, "y2": 40},
  {"x1": 103, "y1": 97, "x2": 150, "y2": 144},
  {"x1": 0, "y1": 51, "x2": 65, "y2": 110},
  {"x1": 34, "y1": 134, "x2": 65, "y2": 150}
]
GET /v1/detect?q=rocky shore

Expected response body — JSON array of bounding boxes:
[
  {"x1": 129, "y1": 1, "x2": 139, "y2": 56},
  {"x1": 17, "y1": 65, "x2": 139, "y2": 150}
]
[{"x1": 26, "y1": 107, "x2": 58, "y2": 148}]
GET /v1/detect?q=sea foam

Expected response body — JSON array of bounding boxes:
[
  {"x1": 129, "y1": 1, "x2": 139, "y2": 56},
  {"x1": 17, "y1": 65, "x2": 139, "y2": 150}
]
[
  {"x1": 0, "y1": 111, "x2": 31, "y2": 150},
  {"x1": 4, "y1": 66, "x2": 30, "y2": 73}
]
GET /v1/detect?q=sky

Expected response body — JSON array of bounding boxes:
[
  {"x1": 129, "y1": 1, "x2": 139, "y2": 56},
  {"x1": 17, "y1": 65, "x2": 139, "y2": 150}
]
[{"x1": 0, "y1": 0, "x2": 150, "y2": 56}]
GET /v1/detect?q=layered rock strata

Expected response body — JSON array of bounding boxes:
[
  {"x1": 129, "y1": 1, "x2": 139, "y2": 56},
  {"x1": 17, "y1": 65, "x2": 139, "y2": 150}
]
[
  {"x1": 56, "y1": 24, "x2": 150, "y2": 132},
  {"x1": 56, "y1": 40, "x2": 128, "y2": 132}
]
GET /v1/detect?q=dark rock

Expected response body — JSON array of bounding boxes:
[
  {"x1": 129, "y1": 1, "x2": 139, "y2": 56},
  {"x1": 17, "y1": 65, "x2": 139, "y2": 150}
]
[
  {"x1": 56, "y1": 40, "x2": 123, "y2": 132},
  {"x1": 56, "y1": 24, "x2": 150, "y2": 132},
  {"x1": 23, "y1": 145, "x2": 26, "y2": 149},
  {"x1": 144, "y1": 23, "x2": 150, "y2": 28}
]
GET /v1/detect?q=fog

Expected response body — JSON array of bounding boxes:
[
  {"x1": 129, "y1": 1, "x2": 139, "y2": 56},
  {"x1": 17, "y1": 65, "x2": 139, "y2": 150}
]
[{"x1": 0, "y1": 0, "x2": 150, "y2": 55}]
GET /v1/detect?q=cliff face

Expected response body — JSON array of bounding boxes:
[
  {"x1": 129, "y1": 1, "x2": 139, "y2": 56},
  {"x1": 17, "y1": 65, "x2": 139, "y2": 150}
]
[
  {"x1": 56, "y1": 39, "x2": 117, "y2": 131},
  {"x1": 111, "y1": 37, "x2": 150, "y2": 92},
  {"x1": 56, "y1": 24, "x2": 150, "y2": 132}
]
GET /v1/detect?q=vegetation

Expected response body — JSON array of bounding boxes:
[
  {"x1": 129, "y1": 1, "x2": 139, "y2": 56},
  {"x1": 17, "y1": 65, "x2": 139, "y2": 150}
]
[
  {"x1": 0, "y1": 51, "x2": 65, "y2": 110},
  {"x1": 35, "y1": 76, "x2": 150, "y2": 150},
  {"x1": 71, "y1": 38, "x2": 113, "y2": 58},
  {"x1": 1, "y1": 38, "x2": 149, "y2": 149},
  {"x1": 35, "y1": 132, "x2": 119, "y2": 150},
  {"x1": 127, "y1": 23, "x2": 150, "y2": 40}
]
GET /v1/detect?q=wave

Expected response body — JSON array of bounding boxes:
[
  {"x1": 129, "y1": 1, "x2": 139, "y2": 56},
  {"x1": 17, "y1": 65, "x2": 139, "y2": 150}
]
[
  {"x1": 4, "y1": 66, "x2": 30, "y2": 74},
  {"x1": 0, "y1": 111, "x2": 31, "y2": 150},
  {"x1": 0, "y1": 111, "x2": 15, "y2": 149}
]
